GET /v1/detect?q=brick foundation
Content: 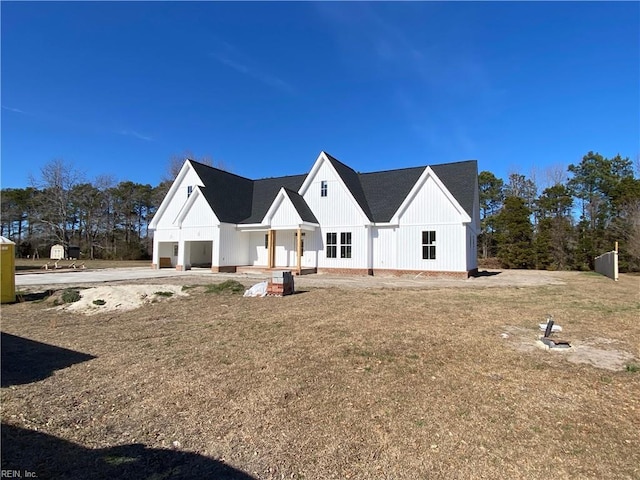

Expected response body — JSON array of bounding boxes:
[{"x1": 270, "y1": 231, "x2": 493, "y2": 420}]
[
  {"x1": 211, "y1": 266, "x2": 237, "y2": 273},
  {"x1": 175, "y1": 265, "x2": 184, "y2": 271},
  {"x1": 151, "y1": 263, "x2": 158, "y2": 270},
  {"x1": 317, "y1": 268, "x2": 373, "y2": 276},
  {"x1": 317, "y1": 267, "x2": 473, "y2": 279}
]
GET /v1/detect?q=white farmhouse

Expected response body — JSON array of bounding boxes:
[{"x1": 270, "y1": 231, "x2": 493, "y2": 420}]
[{"x1": 150, "y1": 151, "x2": 479, "y2": 277}]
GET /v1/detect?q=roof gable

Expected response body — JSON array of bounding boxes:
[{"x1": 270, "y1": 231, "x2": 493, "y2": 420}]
[
  {"x1": 323, "y1": 153, "x2": 374, "y2": 221},
  {"x1": 262, "y1": 187, "x2": 319, "y2": 227},
  {"x1": 155, "y1": 155, "x2": 477, "y2": 229},
  {"x1": 189, "y1": 161, "x2": 254, "y2": 223},
  {"x1": 359, "y1": 166, "x2": 426, "y2": 222},
  {"x1": 241, "y1": 175, "x2": 307, "y2": 224},
  {"x1": 174, "y1": 187, "x2": 219, "y2": 227},
  {"x1": 430, "y1": 160, "x2": 477, "y2": 219}
]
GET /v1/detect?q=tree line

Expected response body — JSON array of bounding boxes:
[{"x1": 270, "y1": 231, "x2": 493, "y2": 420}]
[
  {"x1": 1, "y1": 151, "x2": 639, "y2": 270},
  {"x1": 480, "y1": 151, "x2": 640, "y2": 272},
  {"x1": 0, "y1": 153, "x2": 217, "y2": 261}
]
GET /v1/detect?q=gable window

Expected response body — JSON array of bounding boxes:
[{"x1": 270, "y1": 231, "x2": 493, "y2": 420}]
[
  {"x1": 320, "y1": 180, "x2": 328, "y2": 197},
  {"x1": 187, "y1": 185, "x2": 193, "y2": 198},
  {"x1": 340, "y1": 232, "x2": 352, "y2": 258},
  {"x1": 326, "y1": 233, "x2": 337, "y2": 258},
  {"x1": 422, "y1": 231, "x2": 436, "y2": 260}
]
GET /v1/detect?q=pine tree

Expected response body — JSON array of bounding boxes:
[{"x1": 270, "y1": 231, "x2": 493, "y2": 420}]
[{"x1": 495, "y1": 196, "x2": 534, "y2": 268}]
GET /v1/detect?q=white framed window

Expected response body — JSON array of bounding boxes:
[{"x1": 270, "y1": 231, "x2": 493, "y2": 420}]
[
  {"x1": 320, "y1": 180, "x2": 328, "y2": 197},
  {"x1": 340, "y1": 232, "x2": 352, "y2": 259},
  {"x1": 187, "y1": 185, "x2": 193, "y2": 198},
  {"x1": 326, "y1": 233, "x2": 337, "y2": 258},
  {"x1": 173, "y1": 244, "x2": 179, "y2": 257},
  {"x1": 422, "y1": 231, "x2": 436, "y2": 260}
]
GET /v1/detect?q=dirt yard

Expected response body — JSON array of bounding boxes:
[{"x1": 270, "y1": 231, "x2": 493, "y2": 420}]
[{"x1": 2, "y1": 271, "x2": 639, "y2": 479}]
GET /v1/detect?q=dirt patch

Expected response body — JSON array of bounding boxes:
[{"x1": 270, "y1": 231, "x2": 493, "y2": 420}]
[
  {"x1": 56, "y1": 285, "x2": 188, "y2": 315},
  {"x1": 502, "y1": 326, "x2": 636, "y2": 371}
]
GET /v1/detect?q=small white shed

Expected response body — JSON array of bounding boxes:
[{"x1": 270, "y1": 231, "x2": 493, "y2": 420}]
[{"x1": 50, "y1": 244, "x2": 65, "y2": 260}]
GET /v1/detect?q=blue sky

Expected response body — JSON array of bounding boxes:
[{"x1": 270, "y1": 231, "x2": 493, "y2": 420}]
[{"x1": 2, "y1": 1, "x2": 638, "y2": 190}]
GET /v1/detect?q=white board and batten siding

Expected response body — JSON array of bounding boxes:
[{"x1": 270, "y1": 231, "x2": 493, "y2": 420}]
[
  {"x1": 372, "y1": 227, "x2": 397, "y2": 269},
  {"x1": 302, "y1": 160, "x2": 368, "y2": 228},
  {"x1": 392, "y1": 173, "x2": 470, "y2": 272},
  {"x1": 219, "y1": 224, "x2": 249, "y2": 267},
  {"x1": 154, "y1": 168, "x2": 203, "y2": 229},
  {"x1": 248, "y1": 232, "x2": 268, "y2": 266},
  {"x1": 268, "y1": 194, "x2": 303, "y2": 229}
]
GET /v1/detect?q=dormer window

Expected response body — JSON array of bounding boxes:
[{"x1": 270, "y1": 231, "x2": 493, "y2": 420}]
[
  {"x1": 187, "y1": 185, "x2": 193, "y2": 198},
  {"x1": 320, "y1": 180, "x2": 328, "y2": 197}
]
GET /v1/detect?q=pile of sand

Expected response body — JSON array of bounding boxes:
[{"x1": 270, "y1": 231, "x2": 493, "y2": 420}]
[{"x1": 59, "y1": 284, "x2": 187, "y2": 315}]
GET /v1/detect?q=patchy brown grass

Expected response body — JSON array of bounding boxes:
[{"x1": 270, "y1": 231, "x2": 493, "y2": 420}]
[
  {"x1": 2, "y1": 273, "x2": 639, "y2": 479},
  {"x1": 15, "y1": 258, "x2": 151, "y2": 272}
]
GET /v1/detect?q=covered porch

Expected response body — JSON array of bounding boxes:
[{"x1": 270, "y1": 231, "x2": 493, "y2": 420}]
[{"x1": 238, "y1": 223, "x2": 319, "y2": 276}]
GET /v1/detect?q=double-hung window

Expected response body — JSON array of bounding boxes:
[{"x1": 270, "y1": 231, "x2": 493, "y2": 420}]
[
  {"x1": 340, "y1": 232, "x2": 352, "y2": 258},
  {"x1": 320, "y1": 180, "x2": 328, "y2": 197},
  {"x1": 326, "y1": 233, "x2": 337, "y2": 258},
  {"x1": 422, "y1": 231, "x2": 436, "y2": 260}
]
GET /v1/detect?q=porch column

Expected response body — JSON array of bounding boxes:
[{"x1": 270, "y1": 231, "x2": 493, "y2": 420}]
[
  {"x1": 268, "y1": 230, "x2": 276, "y2": 268},
  {"x1": 296, "y1": 228, "x2": 302, "y2": 275},
  {"x1": 176, "y1": 239, "x2": 185, "y2": 271}
]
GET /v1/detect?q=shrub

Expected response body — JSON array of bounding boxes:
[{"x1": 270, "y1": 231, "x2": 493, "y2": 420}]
[
  {"x1": 154, "y1": 291, "x2": 174, "y2": 297},
  {"x1": 93, "y1": 299, "x2": 106, "y2": 306},
  {"x1": 205, "y1": 280, "x2": 245, "y2": 294},
  {"x1": 61, "y1": 289, "x2": 81, "y2": 303}
]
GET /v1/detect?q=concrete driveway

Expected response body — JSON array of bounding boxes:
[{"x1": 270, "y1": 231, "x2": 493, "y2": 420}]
[
  {"x1": 15, "y1": 267, "x2": 570, "y2": 290},
  {"x1": 15, "y1": 267, "x2": 214, "y2": 287}
]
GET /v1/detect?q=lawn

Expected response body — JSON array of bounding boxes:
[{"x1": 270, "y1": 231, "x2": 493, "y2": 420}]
[{"x1": 1, "y1": 272, "x2": 639, "y2": 479}]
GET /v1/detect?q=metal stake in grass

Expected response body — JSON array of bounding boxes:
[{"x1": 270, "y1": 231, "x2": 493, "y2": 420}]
[{"x1": 544, "y1": 317, "x2": 555, "y2": 338}]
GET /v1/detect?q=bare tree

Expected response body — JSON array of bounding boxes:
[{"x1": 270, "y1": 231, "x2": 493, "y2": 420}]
[
  {"x1": 162, "y1": 150, "x2": 227, "y2": 183},
  {"x1": 29, "y1": 159, "x2": 85, "y2": 247}
]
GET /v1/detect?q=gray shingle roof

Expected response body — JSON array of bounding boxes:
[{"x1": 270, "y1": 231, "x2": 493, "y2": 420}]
[
  {"x1": 359, "y1": 166, "x2": 426, "y2": 222},
  {"x1": 188, "y1": 155, "x2": 477, "y2": 225},
  {"x1": 323, "y1": 153, "x2": 374, "y2": 220},
  {"x1": 242, "y1": 175, "x2": 307, "y2": 224},
  {"x1": 431, "y1": 160, "x2": 477, "y2": 220},
  {"x1": 283, "y1": 188, "x2": 319, "y2": 224},
  {"x1": 190, "y1": 161, "x2": 253, "y2": 223}
]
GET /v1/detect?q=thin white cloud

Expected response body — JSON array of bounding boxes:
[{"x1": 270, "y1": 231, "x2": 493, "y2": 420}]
[
  {"x1": 118, "y1": 129, "x2": 153, "y2": 142},
  {"x1": 2, "y1": 105, "x2": 27, "y2": 114},
  {"x1": 209, "y1": 43, "x2": 295, "y2": 95}
]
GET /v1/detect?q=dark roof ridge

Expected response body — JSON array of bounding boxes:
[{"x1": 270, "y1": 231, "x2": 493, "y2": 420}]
[
  {"x1": 255, "y1": 173, "x2": 307, "y2": 182},
  {"x1": 322, "y1": 151, "x2": 355, "y2": 171},
  {"x1": 187, "y1": 158, "x2": 254, "y2": 182},
  {"x1": 357, "y1": 159, "x2": 477, "y2": 176}
]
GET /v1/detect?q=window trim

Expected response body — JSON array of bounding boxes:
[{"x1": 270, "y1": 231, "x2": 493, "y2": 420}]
[
  {"x1": 320, "y1": 180, "x2": 328, "y2": 197},
  {"x1": 340, "y1": 232, "x2": 352, "y2": 259},
  {"x1": 422, "y1": 230, "x2": 436, "y2": 260},
  {"x1": 326, "y1": 232, "x2": 337, "y2": 258}
]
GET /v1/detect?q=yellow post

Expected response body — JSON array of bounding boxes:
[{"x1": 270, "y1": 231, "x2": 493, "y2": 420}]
[
  {"x1": 296, "y1": 228, "x2": 302, "y2": 275},
  {"x1": 1, "y1": 237, "x2": 16, "y2": 303},
  {"x1": 268, "y1": 230, "x2": 276, "y2": 268}
]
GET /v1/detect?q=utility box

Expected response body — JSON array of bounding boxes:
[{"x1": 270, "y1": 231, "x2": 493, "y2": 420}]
[
  {"x1": 267, "y1": 270, "x2": 294, "y2": 296},
  {"x1": 1, "y1": 236, "x2": 16, "y2": 304}
]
